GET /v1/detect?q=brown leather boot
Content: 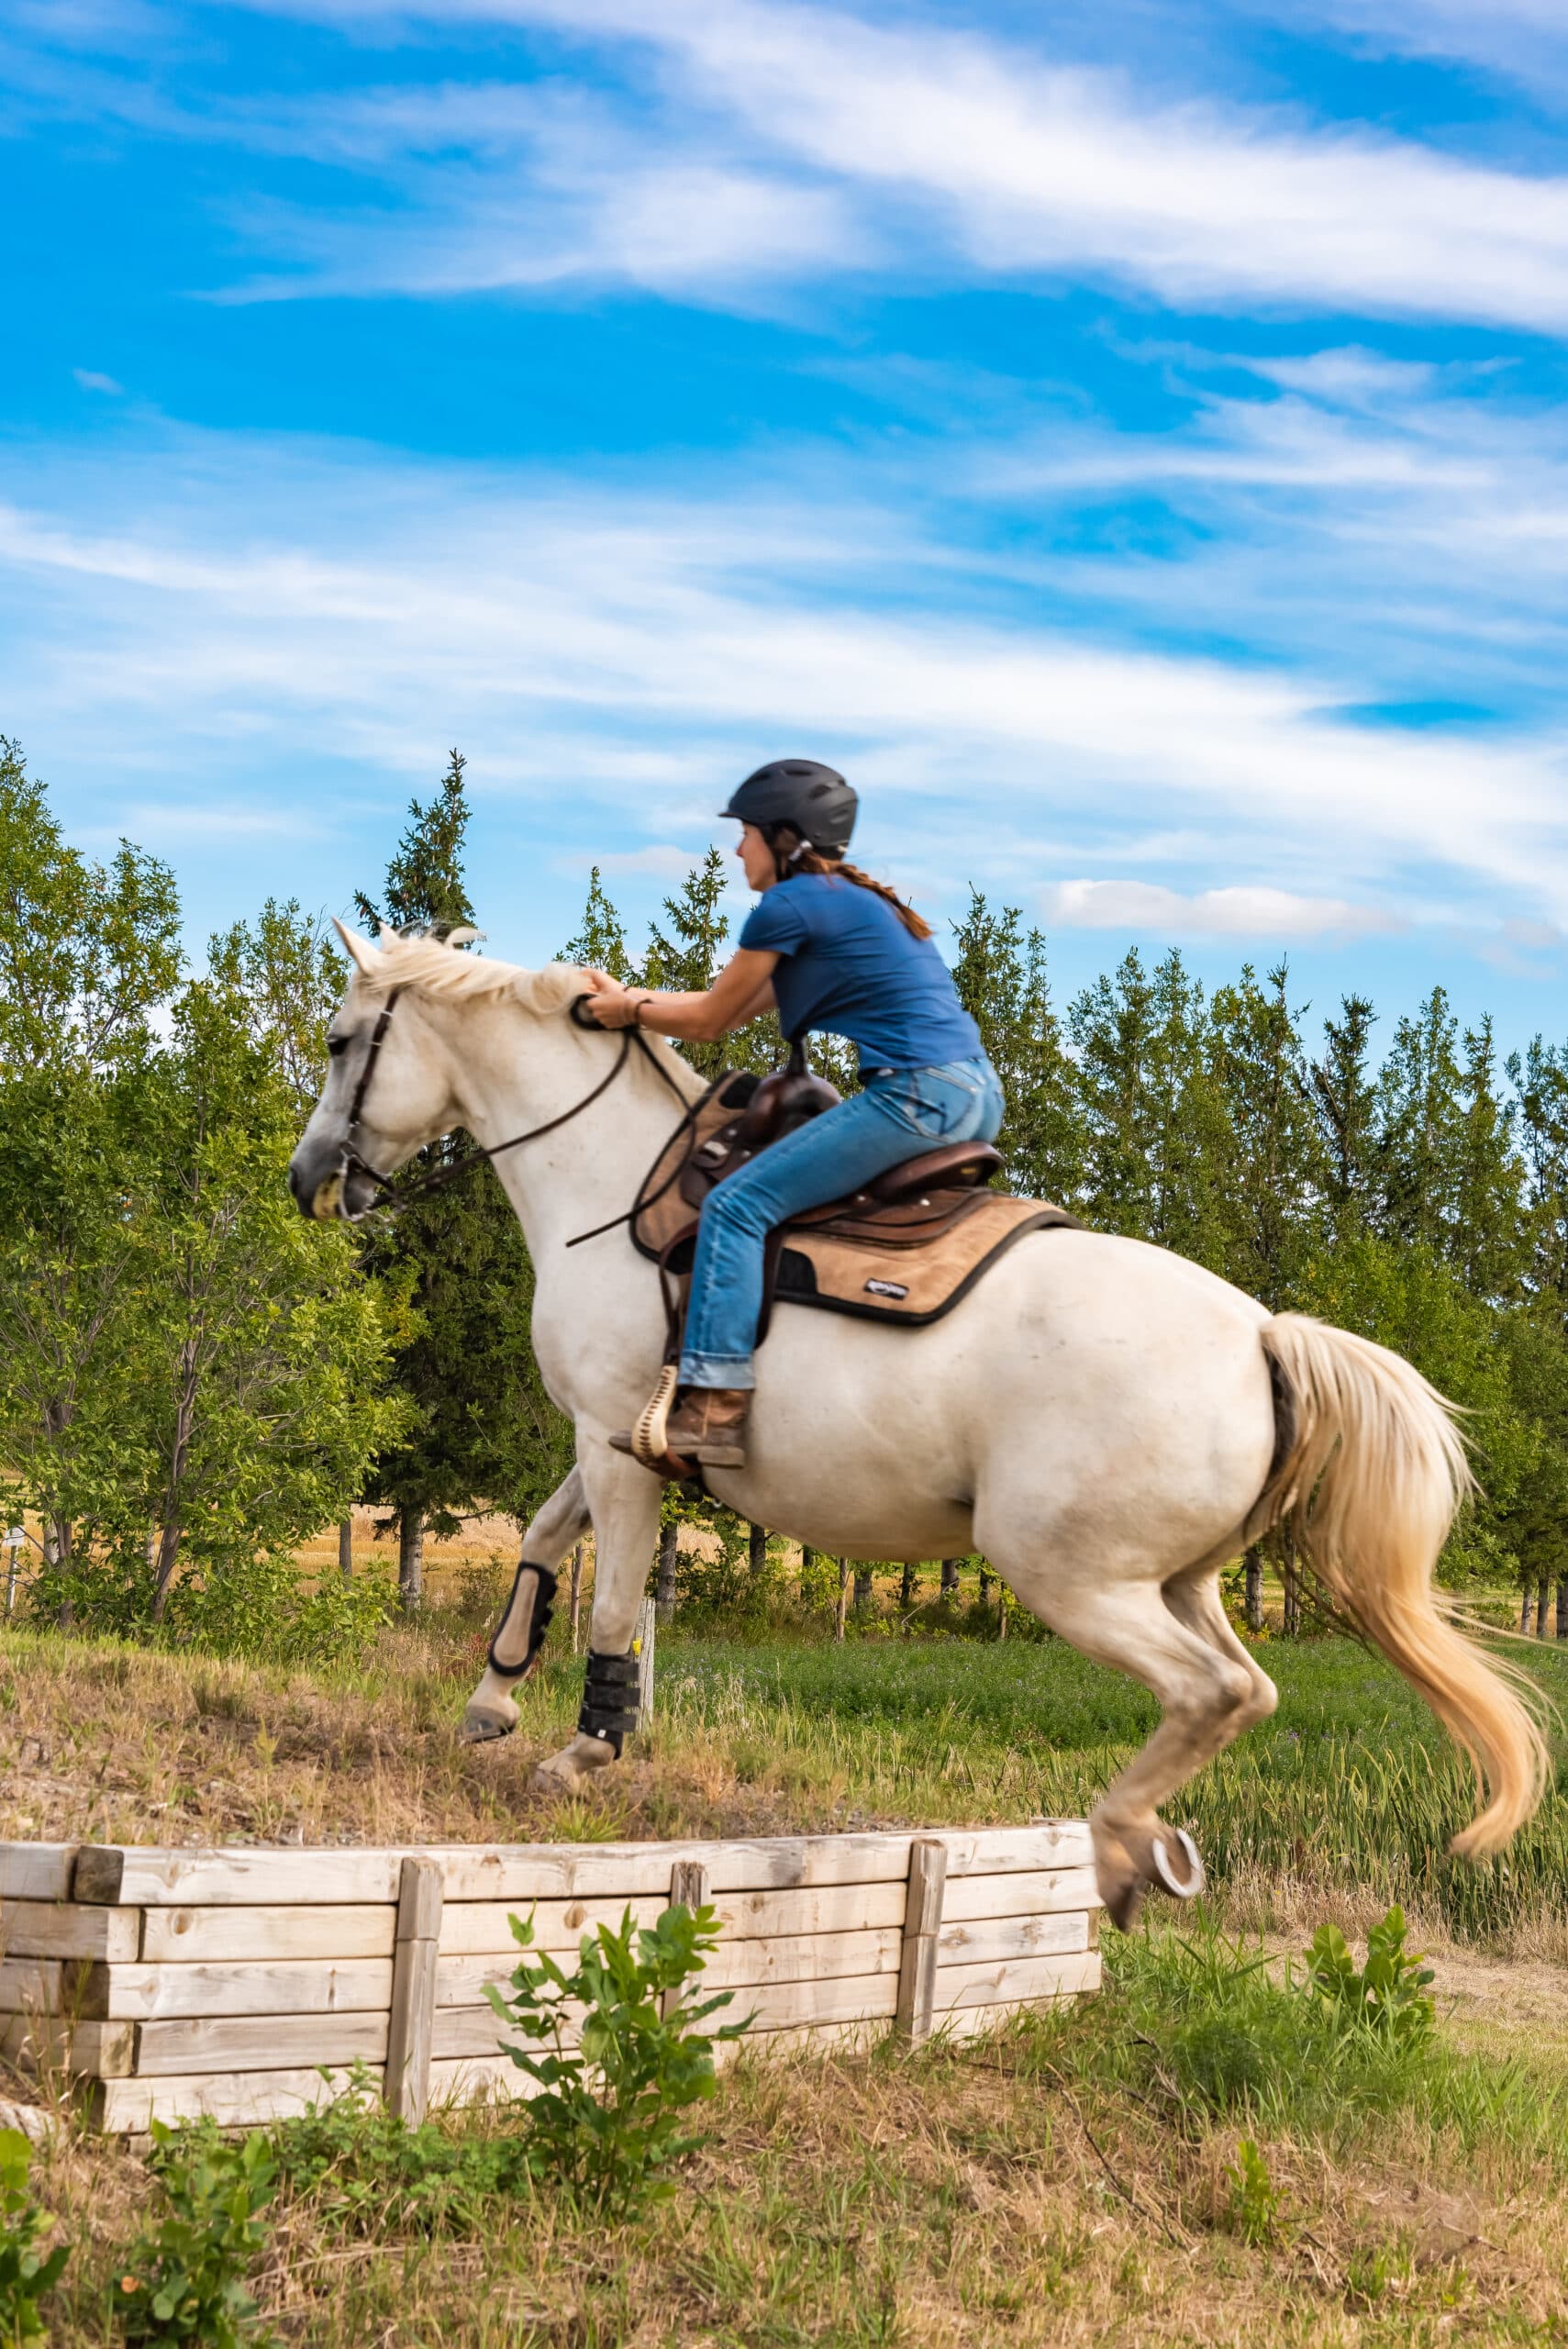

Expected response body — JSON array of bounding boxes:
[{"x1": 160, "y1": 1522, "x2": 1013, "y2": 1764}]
[
  {"x1": 610, "y1": 1380, "x2": 751, "y2": 1469},
  {"x1": 664, "y1": 1386, "x2": 751, "y2": 1467}
]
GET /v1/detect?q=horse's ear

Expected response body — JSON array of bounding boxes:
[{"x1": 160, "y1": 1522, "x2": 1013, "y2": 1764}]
[{"x1": 331, "y1": 917, "x2": 382, "y2": 978}]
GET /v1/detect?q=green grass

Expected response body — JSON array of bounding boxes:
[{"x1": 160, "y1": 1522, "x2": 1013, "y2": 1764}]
[{"x1": 652, "y1": 1631, "x2": 1568, "y2": 1941}]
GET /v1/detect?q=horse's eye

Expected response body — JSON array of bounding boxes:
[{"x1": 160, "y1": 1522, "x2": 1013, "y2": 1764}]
[{"x1": 327, "y1": 1035, "x2": 349, "y2": 1058}]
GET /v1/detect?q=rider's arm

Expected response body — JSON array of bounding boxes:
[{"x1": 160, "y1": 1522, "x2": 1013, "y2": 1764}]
[{"x1": 584, "y1": 949, "x2": 778, "y2": 1041}]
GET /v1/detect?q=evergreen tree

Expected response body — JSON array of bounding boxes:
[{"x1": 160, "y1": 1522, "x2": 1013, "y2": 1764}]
[
  {"x1": 950, "y1": 890, "x2": 1081, "y2": 1201},
  {"x1": 642, "y1": 847, "x2": 781, "y2": 1081},
  {"x1": 1208, "y1": 962, "x2": 1325, "y2": 1308},
  {"x1": 557, "y1": 867, "x2": 634, "y2": 982},
  {"x1": 1070, "y1": 948, "x2": 1230, "y2": 1265},
  {"x1": 1306, "y1": 994, "x2": 1379, "y2": 1228},
  {"x1": 353, "y1": 755, "x2": 573, "y2": 1607}
]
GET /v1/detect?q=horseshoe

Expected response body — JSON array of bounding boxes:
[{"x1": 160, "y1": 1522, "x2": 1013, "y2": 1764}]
[{"x1": 1151, "y1": 1829, "x2": 1206, "y2": 1900}]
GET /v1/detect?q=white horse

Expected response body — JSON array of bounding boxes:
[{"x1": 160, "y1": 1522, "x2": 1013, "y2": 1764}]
[{"x1": 289, "y1": 925, "x2": 1548, "y2": 1928}]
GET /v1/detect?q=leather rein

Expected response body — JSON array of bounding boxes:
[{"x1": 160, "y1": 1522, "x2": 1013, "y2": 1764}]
[{"x1": 337, "y1": 989, "x2": 690, "y2": 1216}]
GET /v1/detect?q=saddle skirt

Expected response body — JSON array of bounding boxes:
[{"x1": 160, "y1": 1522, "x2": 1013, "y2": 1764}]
[{"x1": 631, "y1": 1070, "x2": 1079, "y2": 1330}]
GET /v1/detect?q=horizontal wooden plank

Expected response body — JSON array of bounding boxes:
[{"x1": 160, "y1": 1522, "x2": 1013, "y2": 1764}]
[
  {"x1": 139, "y1": 1905, "x2": 395, "y2": 1965},
  {"x1": 67, "y1": 1826, "x2": 1091, "y2": 1909},
  {"x1": 434, "y1": 1835, "x2": 922, "y2": 1904},
  {"x1": 133, "y1": 2010, "x2": 390, "y2": 2076},
  {"x1": 435, "y1": 1965, "x2": 900, "y2": 2062},
  {"x1": 2, "y1": 2016, "x2": 135, "y2": 2078},
  {"x1": 81, "y1": 1958, "x2": 395, "y2": 2023},
  {"x1": 0, "y1": 1846, "x2": 78, "y2": 1903},
  {"x1": 94, "y1": 2064, "x2": 378, "y2": 2133},
  {"x1": 439, "y1": 1879, "x2": 911, "y2": 1957},
  {"x1": 939, "y1": 1824, "x2": 1094, "y2": 1877},
  {"x1": 0, "y1": 1959, "x2": 64, "y2": 2015},
  {"x1": 940, "y1": 1866, "x2": 1101, "y2": 1923},
  {"x1": 936, "y1": 1912, "x2": 1090, "y2": 1968},
  {"x1": 74, "y1": 1847, "x2": 405, "y2": 1908},
  {"x1": 438, "y1": 1927, "x2": 902, "y2": 2012},
  {"x1": 933, "y1": 1951, "x2": 1102, "y2": 2013},
  {"x1": 0, "y1": 1902, "x2": 140, "y2": 1962}
]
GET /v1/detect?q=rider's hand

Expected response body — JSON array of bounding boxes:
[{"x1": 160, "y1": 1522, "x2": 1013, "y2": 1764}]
[{"x1": 583, "y1": 970, "x2": 643, "y2": 1030}]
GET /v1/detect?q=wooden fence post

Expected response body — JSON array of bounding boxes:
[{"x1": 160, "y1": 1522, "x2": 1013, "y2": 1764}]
[
  {"x1": 1243, "y1": 1546, "x2": 1263, "y2": 1634},
  {"x1": 385, "y1": 1857, "x2": 442, "y2": 2124},
  {"x1": 569, "y1": 1543, "x2": 584, "y2": 1652},
  {"x1": 662, "y1": 1858, "x2": 710, "y2": 2019},
  {"x1": 634, "y1": 1597, "x2": 656, "y2": 1728},
  {"x1": 655, "y1": 1521, "x2": 679, "y2": 1625},
  {"x1": 895, "y1": 1837, "x2": 948, "y2": 2045},
  {"x1": 834, "y1": 1560, "x2": 849, "y2": 1642}
]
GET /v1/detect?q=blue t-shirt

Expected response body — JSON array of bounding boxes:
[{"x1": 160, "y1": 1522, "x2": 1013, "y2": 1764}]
[{"x1": 740, "y1": 873, "x2": 983, "y2": 1070}]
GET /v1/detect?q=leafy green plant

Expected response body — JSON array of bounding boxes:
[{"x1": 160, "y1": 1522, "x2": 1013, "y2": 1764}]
[
  {"x1": 1223, "y1": 2136, "x2": 1282, "y2": 2246},
  {"x1": 116, "y1": 2121, "x2": 278, "y2": 2347},
  {"x1": 266, "y1": 2066, "x2": 530, "y2": 2236},
  {"x1": 0, "y1": 2127, "x2": 68, "y2": 2344},
  {"x1": 484, "y1": 1902, "x2": 751, "y2": 2213},
  {"x1": 1306, "y1": 1906, "x2": 1436, "y2": 2048}
]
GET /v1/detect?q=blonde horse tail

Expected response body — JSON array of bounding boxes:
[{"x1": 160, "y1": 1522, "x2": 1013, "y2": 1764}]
[{"x1": 1260, "y1": 1311, "x2": 1551, "y2": 1858}]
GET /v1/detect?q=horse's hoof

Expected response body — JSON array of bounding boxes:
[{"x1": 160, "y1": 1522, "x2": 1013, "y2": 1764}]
[
  {"x1": 1103, "y1": 1876, "x2": 1146, "y2": 1934},
  {"x1": 1152, "y1": 1830, "x2": 1205, "y2": 1900},
  {"x1": 459, "y1": 1704, "x2": 517, "y2": 1746}
]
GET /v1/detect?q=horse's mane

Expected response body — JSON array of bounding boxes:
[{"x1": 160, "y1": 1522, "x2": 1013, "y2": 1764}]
[
  {"x1": 350, "y1": 928, "x2": 581, "y2": 1014},
  {"x1": 344, "y1": 926, "x2": 704, "y2": 1098}
]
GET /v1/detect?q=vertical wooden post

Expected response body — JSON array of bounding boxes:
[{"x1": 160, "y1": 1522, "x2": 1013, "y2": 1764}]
[
  {"x1": 895, "y1": 1838, "x2": 948, "y2": 2045},
  {"x1": 397, "y1": 1510, "x2": 424, "y2": 1615},
  {"x1": 662, "y1": 1859, "x2": 710, "y2": 2019},
  {"x1": 940, "y1": 1558, "x2": 961, "y2": 1598},
  {"x1": 655, "y1": 1521, "x2": 679, "y2": 1625},
  {"x1": 1520, "y1": 1586, "x2": 1534, "y2": 1635},
  {"x1": 385, "y1": 1856, "x2": 442, "y2": 2124},
  {"x1": 338, "y1": 1518, "x2": 353, "y2": 1585},
  {"x1": 1539, "y1": 1575, "x2": 1553, "y2": 1642},
  {"x1": 1281, "y1": 1531, "x2": 1301, "y2": 1638},
  {"x1": 996, "y1": 1585, "x2": 1008, "y2": 1641},
  {"x1": 748, "y1": 1521, "x2": 769, "y2": 1577},
  {"x1": 835, "y1": 1559, "x2": 849, "y2": 1642},
  {"x1": 1243, "y1": 1546, "x2": 1263, "y2": 1634},
  {"x1": 634, "y1": 1596, "x2": 656, "y2": 1728}
]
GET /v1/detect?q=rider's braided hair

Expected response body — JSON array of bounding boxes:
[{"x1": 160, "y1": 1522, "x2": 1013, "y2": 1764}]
[{"x1": 767, "y1": 830, "x2": 932, "y2": 941}]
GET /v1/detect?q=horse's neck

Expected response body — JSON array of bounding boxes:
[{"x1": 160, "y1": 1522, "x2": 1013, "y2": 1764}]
[{"x1": 444, "y1": 1007, "x2": 698, "y2": 1257}]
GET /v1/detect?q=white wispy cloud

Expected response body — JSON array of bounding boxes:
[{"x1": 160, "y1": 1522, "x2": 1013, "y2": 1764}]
[
  {"x1": 72, "y1": 368, "x2": 124, "y2": 395},
  {"x1": 1041, "y1": 878, "x2": 1401, "y2": 939},
  {"x1": 3, "y1": 419, "x2": 1566, "y2": 943},
  {"x1": 207, "y1": 0, "x2": 1568, "y2": 333}
]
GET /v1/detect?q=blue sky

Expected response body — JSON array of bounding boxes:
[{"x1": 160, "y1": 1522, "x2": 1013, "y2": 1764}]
[{"x1": 6, "y1": 0, "x2": 1568, "y2": 1051}]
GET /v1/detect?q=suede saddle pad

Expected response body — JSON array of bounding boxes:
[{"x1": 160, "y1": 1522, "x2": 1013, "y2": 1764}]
[{"x1": 630, "y1": 1071, "x2": 1080, "y2": 1329}]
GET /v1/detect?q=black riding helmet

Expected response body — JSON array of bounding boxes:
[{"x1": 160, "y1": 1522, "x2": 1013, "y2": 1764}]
[{"x1": 719, "y1": 759, "x2": 858, "y2": 854}]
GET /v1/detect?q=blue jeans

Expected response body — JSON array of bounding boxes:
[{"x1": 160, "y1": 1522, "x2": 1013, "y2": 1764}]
[{"x1": 680, "y1": 1054, "x2": 1006, "y2": 1388}]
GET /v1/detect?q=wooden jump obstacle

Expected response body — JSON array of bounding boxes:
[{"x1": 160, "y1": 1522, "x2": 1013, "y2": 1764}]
[{"x1": 0, "y1": 1822, "x2": 1100, "y2": 2133}]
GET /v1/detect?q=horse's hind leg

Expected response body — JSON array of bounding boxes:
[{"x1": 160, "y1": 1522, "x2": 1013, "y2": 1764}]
[
  {"x1": 460, "y1": 1467, "x2": 592, "y2": 1745},
  {"x1": 1023, "y1": 1569, "x2": 1276, "y2": 1931}
]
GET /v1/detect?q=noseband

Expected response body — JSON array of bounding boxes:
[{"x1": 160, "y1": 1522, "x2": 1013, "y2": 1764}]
[{"x1": 335, "y1": 990, "x2": 686, "y2": 1215}]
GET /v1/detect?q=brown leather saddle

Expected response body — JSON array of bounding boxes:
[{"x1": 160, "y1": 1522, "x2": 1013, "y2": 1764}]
[{"x1": 630, "y1": 1047, "x2": 1079, "y2": 1342}]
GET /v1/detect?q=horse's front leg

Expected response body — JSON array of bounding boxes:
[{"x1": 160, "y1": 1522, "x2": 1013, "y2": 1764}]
[
  {"x1": 459, "y1": 1467, "x2": 592, "y2": 1744},
  {"x1": 528, "y1": 1447, "x2": 661, "y2": 1794}
]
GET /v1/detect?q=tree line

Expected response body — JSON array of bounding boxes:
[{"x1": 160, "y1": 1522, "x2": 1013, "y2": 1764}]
[{"x1": 4, "y1": 737, "x2": 1566, "y2": 1648}]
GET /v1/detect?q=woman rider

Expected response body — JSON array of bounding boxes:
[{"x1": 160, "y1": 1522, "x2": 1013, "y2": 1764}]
[{"x1": 584, "y1": 759, "x2": 1003, "y2": 1472}]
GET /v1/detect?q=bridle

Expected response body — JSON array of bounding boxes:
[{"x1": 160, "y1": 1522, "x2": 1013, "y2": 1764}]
[{"x1": 333, "y1": 988, "x2": 688, "y2": 1217}]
